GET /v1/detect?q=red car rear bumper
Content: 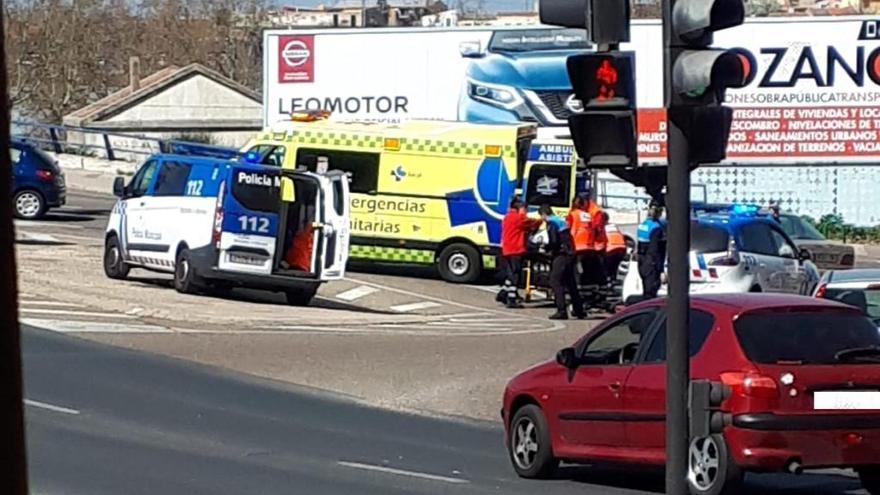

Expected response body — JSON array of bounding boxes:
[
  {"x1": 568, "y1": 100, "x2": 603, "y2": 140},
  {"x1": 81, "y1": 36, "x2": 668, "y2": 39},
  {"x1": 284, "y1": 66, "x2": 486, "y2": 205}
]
[{"x1": 726, "y1": 413, "x2": 880, "y2": 470}]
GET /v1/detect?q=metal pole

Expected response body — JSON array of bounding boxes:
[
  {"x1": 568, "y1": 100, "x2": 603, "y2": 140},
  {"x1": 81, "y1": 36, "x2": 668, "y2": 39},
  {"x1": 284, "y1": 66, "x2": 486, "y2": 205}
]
[
  {"x1": 362, "y1": 0, "x2": 366, "y2": 27},
  {"x1": 662, "y1": 0, "x2": 691, "y2": 492},
  {"x1": 0, "y1": 2, "x2": 30, "y2": 493}
]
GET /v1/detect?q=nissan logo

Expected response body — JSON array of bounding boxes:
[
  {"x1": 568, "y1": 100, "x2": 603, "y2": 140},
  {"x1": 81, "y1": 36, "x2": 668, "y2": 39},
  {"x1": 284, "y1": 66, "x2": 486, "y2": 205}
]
[
  {"x1": 565, "y1": 94, "x2": 583, "y2": 113},
  {"x1": 282, "y1": 40, "x2": 311, "y2": 68}
]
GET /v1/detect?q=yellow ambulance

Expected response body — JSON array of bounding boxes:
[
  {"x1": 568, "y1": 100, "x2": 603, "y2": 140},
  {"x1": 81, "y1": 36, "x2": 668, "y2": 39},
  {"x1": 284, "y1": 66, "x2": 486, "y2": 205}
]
[{"x1": 240, "y1": 113, "x2": 579, "y2": 283}]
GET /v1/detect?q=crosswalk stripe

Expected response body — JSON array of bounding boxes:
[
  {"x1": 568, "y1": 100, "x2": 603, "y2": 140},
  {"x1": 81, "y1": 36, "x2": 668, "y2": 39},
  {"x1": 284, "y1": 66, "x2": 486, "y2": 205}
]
[
  {"x1": 389, "y1": 301, "x2": 442, "y2": 313},
  {"x1": 19, "y1": 309, "x2": 136, "y2": 319},
  {"x1": 334, "y1": 285, "x2": 379, "y2": 302},
  {"x1": 21, "y1": 319, "x2": 173, "y2": 334},
  {"x1": 19, "y1": 301, "x2": 83, "y2": 308}
]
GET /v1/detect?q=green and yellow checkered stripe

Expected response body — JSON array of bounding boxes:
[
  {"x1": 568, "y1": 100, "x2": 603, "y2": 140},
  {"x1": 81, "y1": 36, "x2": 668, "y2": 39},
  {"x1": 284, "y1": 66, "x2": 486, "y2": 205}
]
[
  {"x1": 349, "y1": 245, "x2": 498, "y2": 270},
  {"x1": 269, "y1": 131, "x2": 517, "y2": 159},
  {"x1": 350, "y1": 245, "x2": 435, "y2": 264}
]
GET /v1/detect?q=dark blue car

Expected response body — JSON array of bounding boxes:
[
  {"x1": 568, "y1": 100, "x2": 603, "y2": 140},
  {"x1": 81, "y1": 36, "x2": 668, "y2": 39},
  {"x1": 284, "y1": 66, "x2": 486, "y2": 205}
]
[{"x1": 9, "y1": 139, "x2": 66, "y2": 219}]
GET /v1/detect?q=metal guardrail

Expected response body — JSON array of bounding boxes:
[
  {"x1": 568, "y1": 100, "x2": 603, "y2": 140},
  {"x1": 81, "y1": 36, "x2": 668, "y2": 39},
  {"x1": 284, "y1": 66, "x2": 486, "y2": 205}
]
[{"x1": 11, "y1": 121, "x2": 242, "y2": 162}]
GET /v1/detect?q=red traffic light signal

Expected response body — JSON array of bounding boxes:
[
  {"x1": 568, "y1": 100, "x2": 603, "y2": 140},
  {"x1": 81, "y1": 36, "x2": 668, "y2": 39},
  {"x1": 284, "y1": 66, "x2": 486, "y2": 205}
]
[{"x1": 567, "y1": 51, "x2": 636, "y2": 109}]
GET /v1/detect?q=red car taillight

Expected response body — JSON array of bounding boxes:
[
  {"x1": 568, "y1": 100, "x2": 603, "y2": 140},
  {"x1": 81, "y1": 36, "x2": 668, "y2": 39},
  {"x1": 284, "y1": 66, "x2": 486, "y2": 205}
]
[
  {"x1": 212, "y1": 181, "x2": 225, "y2": 247},
  {"x1": 36, "y1": 169, "x2": 54, "y2": 182},
  {"x1": 814, "y1": 284, "x2": 827, "y2": 298},
  {"x1": 721, "y1": 372, "x2": 779, "y2": 400}
]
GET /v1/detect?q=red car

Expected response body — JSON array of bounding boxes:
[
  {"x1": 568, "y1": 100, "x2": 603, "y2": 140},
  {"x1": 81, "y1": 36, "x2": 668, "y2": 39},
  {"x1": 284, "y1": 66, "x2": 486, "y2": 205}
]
[{"x1": 502, "y1": 293, "x2": 880, "y2": 495}]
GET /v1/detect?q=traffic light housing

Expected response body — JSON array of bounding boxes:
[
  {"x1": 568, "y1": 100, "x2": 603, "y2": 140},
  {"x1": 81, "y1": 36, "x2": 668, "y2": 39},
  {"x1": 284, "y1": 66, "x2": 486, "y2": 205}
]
[
  {"x1": 666, "y1": 0, "x2": 749, "y2": 164},
  {"x1": 689, "y1": 379, "x2": 732, "y2": 438}
]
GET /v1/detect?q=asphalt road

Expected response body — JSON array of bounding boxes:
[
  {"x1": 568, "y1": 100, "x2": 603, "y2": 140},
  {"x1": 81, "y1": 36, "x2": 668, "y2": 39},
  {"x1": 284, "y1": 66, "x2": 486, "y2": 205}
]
[{"x1": 23, "y1": 325, "x2": 867, "y2": 495}]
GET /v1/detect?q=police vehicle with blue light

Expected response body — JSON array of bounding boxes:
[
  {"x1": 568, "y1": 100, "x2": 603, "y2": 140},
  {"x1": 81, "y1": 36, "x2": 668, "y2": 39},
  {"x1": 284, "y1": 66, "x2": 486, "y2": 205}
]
[
  {"x1": 621, "y1": 204, "x2": 820, "y2": 304},
  {"x1": 103, "y1": 153, "x2": 350, "y2": 305}
]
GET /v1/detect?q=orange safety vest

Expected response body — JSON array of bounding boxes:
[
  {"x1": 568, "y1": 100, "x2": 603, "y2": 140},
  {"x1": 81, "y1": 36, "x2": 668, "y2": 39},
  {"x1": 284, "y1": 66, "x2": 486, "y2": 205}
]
[
  {"x1": 570, "y1": 207, "x2": 595, "y2": 252},
  {"x1": 285, "y1": 225, "x2": 315, "y2": 272},
  {"x1": 589, "y1": 201, "x2": 607, "y2": 251},
  {"x1": 606, "y1": 228, "x2": 626, "y2": 254}
]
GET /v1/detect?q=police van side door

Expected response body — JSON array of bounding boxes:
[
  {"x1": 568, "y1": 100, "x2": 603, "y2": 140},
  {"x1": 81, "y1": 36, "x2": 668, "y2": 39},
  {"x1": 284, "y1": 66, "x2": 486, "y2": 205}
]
[
  {"x1": 768, "y1": 225, "x2": 806, "y2": 293},
  {"x1": 318, "y1": 170, "x2": 351, "y2": 280}
]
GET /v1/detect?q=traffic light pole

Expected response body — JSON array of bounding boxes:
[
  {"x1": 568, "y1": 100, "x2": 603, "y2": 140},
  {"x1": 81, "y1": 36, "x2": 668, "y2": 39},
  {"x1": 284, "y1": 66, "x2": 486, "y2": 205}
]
[{"x1": 663, "y1": 0, "x2": 692, "y2": 493}]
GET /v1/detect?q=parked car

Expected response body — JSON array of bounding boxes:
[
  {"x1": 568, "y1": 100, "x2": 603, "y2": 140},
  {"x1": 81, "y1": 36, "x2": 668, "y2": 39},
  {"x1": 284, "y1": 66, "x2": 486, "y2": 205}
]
[
  {"x1": 777, "y1": 212, "x2": 855, "y2": 270},
  {"x1": 9, "y1": 139, "x2": 66, "y2": 219},
  {"x1": 814, "y1": 268, "x2": 880, "y2": 325},
  {"x1": 502, "y1": 293, "x2": 880, "y2": 495}
]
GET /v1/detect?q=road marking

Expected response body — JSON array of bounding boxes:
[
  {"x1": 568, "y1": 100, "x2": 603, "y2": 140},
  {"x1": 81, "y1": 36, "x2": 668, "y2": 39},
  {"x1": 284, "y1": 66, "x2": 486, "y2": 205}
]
[
  {"x1": 334, "y1": 285, "x2": 379, "y2": 302},
  {"x1": 20, "y1": 309, "x2": 136, "y2": 319},
  {"x1": 24, "y1": 399, "x2": 80, "y2": 415},
  {"x1": 337, "y1": 461, "x2": 468, "y2": 484},
  {"x1": 16, "y1": 232, "x2": 61, "y2": 243},
  {"x1": 466, "y1": 284, "x2": 502, "y2": 293},
  {"x1": 19, "y1": 301, "x2": 83, "y2": 308},
  {"x1": 21, "y1": 319, "x2": 173, "y2": 334},
  {"x1": 389, "y1": 301, "x2": 442, "y2": 313}
]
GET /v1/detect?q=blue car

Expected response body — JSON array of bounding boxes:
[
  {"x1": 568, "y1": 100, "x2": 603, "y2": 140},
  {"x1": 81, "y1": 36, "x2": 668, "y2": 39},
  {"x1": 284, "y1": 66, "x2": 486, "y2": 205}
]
[
  {"x1": 458, "y1": 28, "x2": 588, "y2": 128},
  {"x1": 9, "y1": 139, "x2": 66, "y2": 219}
]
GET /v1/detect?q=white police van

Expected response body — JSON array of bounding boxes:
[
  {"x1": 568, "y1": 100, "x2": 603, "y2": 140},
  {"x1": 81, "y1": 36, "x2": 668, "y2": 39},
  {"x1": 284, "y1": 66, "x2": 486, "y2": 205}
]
[
  {"x1": 621, "y1": 205, "x2": 820, "y2": 304},
  {"x1": 103, "y1": 154, "x2": 350, "y2": 305}
]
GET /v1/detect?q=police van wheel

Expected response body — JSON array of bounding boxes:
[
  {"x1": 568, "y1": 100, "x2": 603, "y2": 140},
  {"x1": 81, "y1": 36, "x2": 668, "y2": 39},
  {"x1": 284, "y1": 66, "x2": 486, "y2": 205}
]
[
  {"x1": 285, "y1": 285, "x2": 318, "y2": 306},
  {"x1": 174, "y1": 248, "x2": 202, "y2": 294},
  {"x1": 438, "y1": 243, "x2": 480, "y2": 283},
  {"x1": 103, "y1": 236, "x2": 129, "y2": 280}
]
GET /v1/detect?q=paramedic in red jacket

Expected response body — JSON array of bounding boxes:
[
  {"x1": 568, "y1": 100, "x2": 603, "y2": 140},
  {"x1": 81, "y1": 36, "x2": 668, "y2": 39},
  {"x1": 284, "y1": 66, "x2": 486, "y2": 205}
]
[{"x1": 497, "y1": 197, "x2": 540, "y2": 308}]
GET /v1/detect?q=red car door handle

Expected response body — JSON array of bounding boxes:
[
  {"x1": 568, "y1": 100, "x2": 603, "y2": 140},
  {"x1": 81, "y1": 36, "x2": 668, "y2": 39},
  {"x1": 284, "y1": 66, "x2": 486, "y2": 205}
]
[{"x1": 609, "y1": 382, "x2": 622, "y2": 391}]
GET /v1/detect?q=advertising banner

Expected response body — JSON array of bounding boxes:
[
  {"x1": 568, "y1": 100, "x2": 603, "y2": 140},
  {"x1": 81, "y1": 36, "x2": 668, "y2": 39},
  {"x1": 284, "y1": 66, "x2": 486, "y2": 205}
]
[{"x1": 263, "y1": 17, "x2": 880, "y2": 164}]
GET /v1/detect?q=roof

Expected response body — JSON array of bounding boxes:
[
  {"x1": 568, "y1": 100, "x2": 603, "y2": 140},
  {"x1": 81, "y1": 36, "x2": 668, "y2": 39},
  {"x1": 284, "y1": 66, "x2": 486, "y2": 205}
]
[
  {"x1": 265, "y1": 118, "x2": 537, "y2": 144},
  {"x1": 628, "y1": 293, "x2": 854, "y2": 313},
  {"x1": 64, "y1": 64, "x2": 261, "y2": 127},
  {"x1": 827, "y1": 269, "x2": 880, "y2": 284}
]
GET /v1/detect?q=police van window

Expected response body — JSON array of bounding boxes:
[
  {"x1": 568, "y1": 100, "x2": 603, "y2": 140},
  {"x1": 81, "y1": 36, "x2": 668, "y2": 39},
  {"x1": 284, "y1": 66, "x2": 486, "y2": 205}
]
[
  {"x1": 231, "y1": 169, "x2": 281, "y2": 213},
  {"x1": 525, "y1": 165, "x2": 570, "y2": 208},
  {"x1": 769, "y1": 228, "x2": 796, "y2": 258},
  {"x1": 153, "y1": 161, "x2": 192, "y2": 197},
  {"x1": 691, "y1": 223, "x2": 729, "y2": 253},
  {"x1": 738, "y1": 223, "x2": 777, "y2": 256},
  {"x1": 130, "y1": 160, "x2": 158, "y2": 197},
  {"x1": 297, "y1": 148, "x2": 380, "y2": 194}
]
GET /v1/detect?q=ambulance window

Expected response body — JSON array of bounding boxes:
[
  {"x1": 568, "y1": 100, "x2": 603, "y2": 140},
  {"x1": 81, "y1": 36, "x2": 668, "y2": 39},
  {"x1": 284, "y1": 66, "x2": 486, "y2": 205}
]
[
  {"x1": 245, "y1": 145, "x2": 286, "y2": 167},
  {"x1": 525, "y1": 165, "x2": 570, "y2": 208},
  {"x1": 153, "y1": 161, "x2": 192, "y2": 196},
  {"x1": 296, "y1": 148, "x2": 379, "y2": 194},
  {"x1": 516, "y1": 138, "x2": 532, "y2": 184}
]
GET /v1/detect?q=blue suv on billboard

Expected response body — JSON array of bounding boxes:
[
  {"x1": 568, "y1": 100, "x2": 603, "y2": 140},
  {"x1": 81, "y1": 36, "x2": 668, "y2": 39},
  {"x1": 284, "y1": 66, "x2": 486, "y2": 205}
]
[{"x1": 457, "y1": 28, "x2": 588, "y2": 128}]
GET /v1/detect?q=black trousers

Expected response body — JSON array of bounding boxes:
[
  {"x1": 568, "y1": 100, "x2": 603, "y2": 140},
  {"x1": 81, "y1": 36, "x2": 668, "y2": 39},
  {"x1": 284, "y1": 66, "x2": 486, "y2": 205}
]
[
  {"x1": 578, "y1": 250, "x2": 608, "y2": 287},
  {"x1": 638, "y1": 258, "x2": 662, "y2": 299},
  {"x1": 550, "y1": 254, "x2": 584, "y2": 314},
  {"x1": 496, "y1": 255, "x2": 524, "y2": 303}
]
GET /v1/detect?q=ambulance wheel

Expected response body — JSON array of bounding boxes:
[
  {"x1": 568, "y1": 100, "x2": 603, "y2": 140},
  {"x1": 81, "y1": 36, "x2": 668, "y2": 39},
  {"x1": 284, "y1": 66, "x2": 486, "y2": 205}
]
[
  {"x1": 285, "y1": 285, "x2": 318, "y2": 306},
  {"x1": 103, "y1": 235, "x2": 129, "y2": 280},
  {"x1": 174, "y1": 248, "x2": 202, "y2": 294},
  {"x1": 438, "y1": 243, "x2": 481, "y2": 283}
]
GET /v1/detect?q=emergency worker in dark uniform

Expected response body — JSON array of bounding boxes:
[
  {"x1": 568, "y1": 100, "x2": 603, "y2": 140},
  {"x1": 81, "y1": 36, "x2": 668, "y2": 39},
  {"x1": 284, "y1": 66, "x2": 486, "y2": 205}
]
[
  {"x1": 539, "y1": 204, "x2": 586, "y2": 320},
  {"x1": 637, "y1": 200, "x2": 667, "y2": 300}
]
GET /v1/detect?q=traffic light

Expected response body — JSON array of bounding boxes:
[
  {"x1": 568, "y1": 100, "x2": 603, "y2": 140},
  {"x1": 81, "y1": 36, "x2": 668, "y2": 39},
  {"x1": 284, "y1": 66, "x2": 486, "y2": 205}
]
[
  {"x1": 540, "y1": 0, "x2": 637, "y2": 169},
  {"x1": 666, "y1": 0, "x2": 750, "y2": 164},
  {"x1": 689, "y1": 379, "x2": 732, "y2": 439}
]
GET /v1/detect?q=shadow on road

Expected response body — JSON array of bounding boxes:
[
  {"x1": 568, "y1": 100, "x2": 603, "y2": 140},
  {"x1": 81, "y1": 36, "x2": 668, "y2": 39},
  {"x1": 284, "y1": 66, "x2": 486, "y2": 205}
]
[
  {"x1": 557, "y1": 464, "x2": 864, "y2": 494},
  {"x1": 126, "y1": 276, "x2": 392, "y2": 314},
  {"x1": 14, "y1": 238, "x2": 74, "y2": 246},
  {"x1": 347, "y1": 260, "x2": 501, "y2": 286}
]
